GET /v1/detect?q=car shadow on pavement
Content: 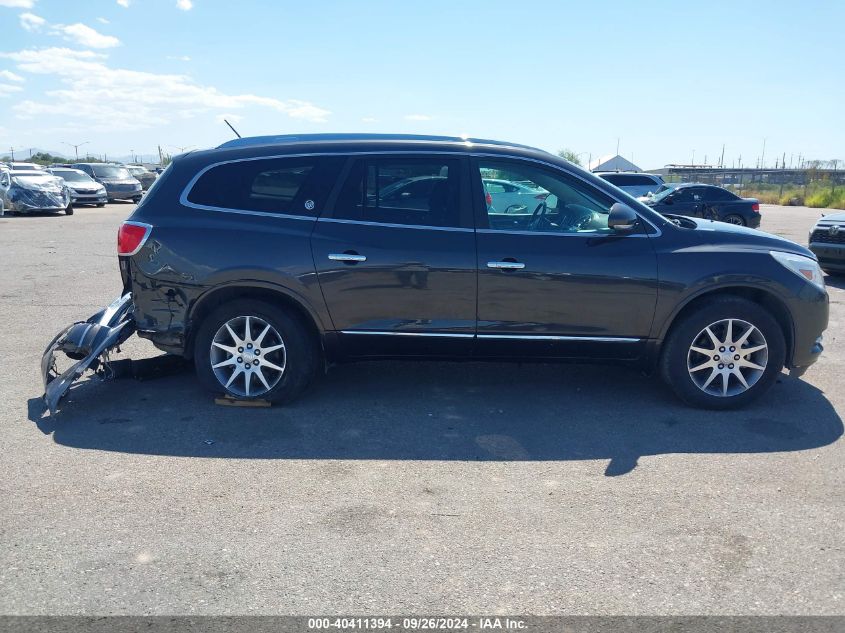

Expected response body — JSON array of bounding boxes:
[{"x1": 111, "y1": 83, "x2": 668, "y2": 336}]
[{"x1": 29, "y1": 359, "x2": 843, "y2": 476}]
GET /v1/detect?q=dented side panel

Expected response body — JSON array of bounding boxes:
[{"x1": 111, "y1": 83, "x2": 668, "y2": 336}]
[{"x1": 124, "y1": 211, "x2": 333, "y2": 355}]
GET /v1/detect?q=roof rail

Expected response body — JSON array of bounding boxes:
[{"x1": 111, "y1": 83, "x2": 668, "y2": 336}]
[{"x1": 216, "y1": 133, "x2": 544, "y2": 152}]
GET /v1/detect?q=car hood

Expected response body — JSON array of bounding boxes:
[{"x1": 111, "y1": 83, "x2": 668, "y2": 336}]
[
  {"x1": 99, "y1": 178, "x2": 140, "y2": 185},
  {"x1": 818, "y1": 211, "x2": 845, "y2": 223},
  {"x1": 68, "y1": 182, "x2": 104, "y2": 190},
  {"x1": 670, "y1": 215, "x2": 815, "y2": 259}
]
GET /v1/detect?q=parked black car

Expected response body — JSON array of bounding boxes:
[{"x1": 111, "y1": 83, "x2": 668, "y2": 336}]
[
  {"x1": 809, "y1": 211, "x2": 845, "y2": 274},
  {"x1": 43, "y1": 134, "x2": 828, "y2": 412},
  {"x1": 643, "y1": 183, "x2": 761, "y2": 228}
]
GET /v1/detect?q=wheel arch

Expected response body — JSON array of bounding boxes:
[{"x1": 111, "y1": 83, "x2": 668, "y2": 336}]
[
  {"x1": 653, "y1": 285, "x2": 794, "y2": 368},
  {"x1": 186, "y1": 282, "x2": 325, "y2": 357}
]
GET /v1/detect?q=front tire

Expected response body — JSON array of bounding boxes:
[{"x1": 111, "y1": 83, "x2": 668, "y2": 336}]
[
  {"x1": 96, "y1": 203, "x2": 105, "y2": 208},
  {"x1": 65, "y1": 205, "x2": 74, "y2": 215},
  {"x1": 660, "y1": 296, "x2": 785, "y2": 409},
  {"x1": 193, "y1": 299, "x2": 319, "y2": 403}
]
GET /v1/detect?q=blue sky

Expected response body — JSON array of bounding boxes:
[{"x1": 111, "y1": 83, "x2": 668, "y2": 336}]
[{"x1": 0, "y1": 0, "x2": 842, "y2": 168}]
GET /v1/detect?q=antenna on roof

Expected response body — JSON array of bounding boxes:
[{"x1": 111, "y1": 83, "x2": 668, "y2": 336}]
[{"x1": 223, "y1": 119, "x2": 242, "y2": 139}]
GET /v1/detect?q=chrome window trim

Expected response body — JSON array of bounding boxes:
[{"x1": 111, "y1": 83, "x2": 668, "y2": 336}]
[
  {"x1": 179, "y1": 150, "x2": 467, "y2": 215},
  {"x1": 318, "y1": 217, "x2": 474, "y2": 233},
  {"x1": 339, "y1": 330, "x2": 640, "y2": 343},
  {"x1": 470, "y1": 152, "x2": 664, "y2": 238},
  {"x1": 476, "y1": 228, "x2": 649, "y2": 238},
  {"x1": 178, "y1": 149, "x2": 664, "y2": 238}
]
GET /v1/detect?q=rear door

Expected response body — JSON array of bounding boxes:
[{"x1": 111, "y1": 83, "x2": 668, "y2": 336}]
[{"x1": 311, "y1": 154, "x2": 477, "y2": 357}]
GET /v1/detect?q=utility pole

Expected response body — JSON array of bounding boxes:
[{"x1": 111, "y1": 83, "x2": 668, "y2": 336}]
[
  {"x1": 62, "y1": 141, "x2": 90, "y2": 161},
  {"x1": 616, "y1": 137, "x2": 620, "y2": 156},
  {"x1": 691, "y1": 149, "x2": 695, "y2": 166},
  {"x1": 720, "y1": 144, "x2": 725, "y2": 168},
  {"x1": 761, "y1": 138, "x2": 767, "y2": 168}
]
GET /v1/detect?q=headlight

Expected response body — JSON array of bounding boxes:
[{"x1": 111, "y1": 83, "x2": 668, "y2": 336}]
[{"x1": 770, "y1": 250, "x2": 825, "y2": 290}]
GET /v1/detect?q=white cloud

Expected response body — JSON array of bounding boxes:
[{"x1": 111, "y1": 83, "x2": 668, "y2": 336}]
[
  {"x1": 0, "y1": 70, "x2": 24, "y2": 82},
  {"x1": 96, "y1": 17, "x2": 109, "y2": 24},
  {"x1": 51, "y1": 23, "x2": 121, "y2": 48},
  {"x1": 0, "y1": 83, "x2": 24, "y2": 97},
  {"x1": 361, "y1": 117, "x2": 378, "y2": 123},
  {"x1": 404, "y1": 114, "x2": 432, "y2": 121},
  {"x1": 0, "y1": 0, "x2": 36, "y2": 8},
  {"x1": 167, "y1": 55, "x2": 191, "y2": 61},
  {"x1": 1, "y1": 47, "x2": 331, "y2": 131},
  {"x1": 19, "y1": 12, "x2": 45, "y2": 31},
  {"x1": 176, "y1": 0, "x2": 193, "y2": 10},
  {"x1": 116, "y1": 0, "x2": 130, "y2": 7}
]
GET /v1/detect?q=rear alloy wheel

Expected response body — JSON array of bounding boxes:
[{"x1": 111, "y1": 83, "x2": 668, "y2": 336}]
[
  {"x1": 723, "y1": 214, "x2": 745, "y2": 226},
  {"x1": 193, "y1": 299, "x2": 319, "y2": 403},
  {"x1": 660, "y1": 296, "x2": 785, "y2": 409}
]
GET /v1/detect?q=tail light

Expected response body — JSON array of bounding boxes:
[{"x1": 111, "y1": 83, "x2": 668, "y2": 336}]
[
  {"x1": 751, "y1": 202, "x2": 760, "y2": 212},
  {"x1": 485, "y1": 191, "x2": 493, "y2": 207},
  {"x1": 117, "y1": 221, "x2": 152, "y2": 256}
]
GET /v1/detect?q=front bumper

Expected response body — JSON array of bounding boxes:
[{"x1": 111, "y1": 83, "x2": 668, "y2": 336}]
[
  {"x1": 105, "y1": 184, "x2": 143, "y2": 199},
  {"x1": 70, "y1": 190, "x2": 108, "y2": 205},
  {"x1": 9, "y1": 190, "x2": 70, "y2": 213},
  {"x1": 41, "y1": 293, "x2": 136, "y2": 414},
  {"x1": 810, "y1": 241, "x2": 845, "y2": 272}
]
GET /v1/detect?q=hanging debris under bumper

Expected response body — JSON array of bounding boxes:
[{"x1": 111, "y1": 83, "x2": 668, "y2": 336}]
[{"x1": 41, "y1": 293, "x2": 136, "y2": 414}]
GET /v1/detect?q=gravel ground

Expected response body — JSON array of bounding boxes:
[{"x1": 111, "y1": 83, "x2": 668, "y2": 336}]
[{"x1": 0, "y1": 202, "x2": 842, "y2": 615}]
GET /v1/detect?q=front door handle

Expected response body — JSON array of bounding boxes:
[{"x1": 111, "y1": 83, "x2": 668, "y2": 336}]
[
  {"x1": 328, "y1": 253, "x2": 367, "y2": 263},
  {"x1": 487, "y1": 260, "x2": 525, "y2": 270}
]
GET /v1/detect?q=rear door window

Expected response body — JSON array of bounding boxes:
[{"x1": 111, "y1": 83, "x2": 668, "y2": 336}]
[{"x1": 332, "y1": 157, "x2": 463, "y2": 228}]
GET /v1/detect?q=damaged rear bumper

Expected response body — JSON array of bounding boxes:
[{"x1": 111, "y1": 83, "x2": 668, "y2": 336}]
[{"x1": 41, "y1": 293, "x2": 136, "y2": 414}]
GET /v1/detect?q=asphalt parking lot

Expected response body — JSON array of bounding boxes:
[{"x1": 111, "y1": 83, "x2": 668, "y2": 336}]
[{"x1": 0, "y1": 202, "x2": 842, "y2": 615}]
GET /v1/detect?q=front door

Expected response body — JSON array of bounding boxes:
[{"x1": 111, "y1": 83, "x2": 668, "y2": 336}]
[
  {"x1": 311, "y1": 155, "x2": 477, "y2": 357},
  {"x1": 472, "y1": 157, "x2": 659, "y2": 359}
]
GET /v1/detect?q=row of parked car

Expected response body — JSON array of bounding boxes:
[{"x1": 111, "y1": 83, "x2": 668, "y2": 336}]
[{"x1": 0, "y1": 161, "x2": 158, "y2": 215}]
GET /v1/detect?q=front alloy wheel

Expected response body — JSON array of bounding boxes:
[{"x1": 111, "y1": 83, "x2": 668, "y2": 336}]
[
  {"x1": 687, "y1": 318, "x2": 768, "y2": 397},
  {"x1": 660, "y1": 296, "x2": 785, "y2": 409},
  {"x1": 210, "y1": 315, "x2": 286, "y2": 397}
]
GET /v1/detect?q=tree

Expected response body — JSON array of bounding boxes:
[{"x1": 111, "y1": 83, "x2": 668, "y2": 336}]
[{"x1": 557, "y1": 149, "x2": 582, "y2": 166}]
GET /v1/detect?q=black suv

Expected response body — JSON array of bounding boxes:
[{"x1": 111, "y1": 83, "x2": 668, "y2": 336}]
[{"x1": 57, "y1": 134, "x2": 829, "y2": 410}]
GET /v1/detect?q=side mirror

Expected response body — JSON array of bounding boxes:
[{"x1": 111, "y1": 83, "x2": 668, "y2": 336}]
[{"x1": 608, "y1": 203, "x2": 639, "y2": 232}]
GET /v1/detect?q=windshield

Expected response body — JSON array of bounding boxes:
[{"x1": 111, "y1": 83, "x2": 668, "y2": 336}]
[
  {"x1": 649, "y1": 185, "x2": 678, "y2": 203},
  {"x1": 13, "y1": 174, "x2": 63, "y2": 188},
  {"x1": 126, "y1": 166, "x2": 146, "y2": 175},
  {"x1": 91, "y1": 165, "x2": 131, "y2": 179},
  {"x1": 52, "y1": 170, "x2": 94, "y2": 183}
]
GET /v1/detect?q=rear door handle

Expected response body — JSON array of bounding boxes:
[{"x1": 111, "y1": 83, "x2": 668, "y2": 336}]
[
  {"x1": 487, "y1": 260, "x2": 525, "y2": 270},
  {"x1": 328, "y1": 253, "x2": 367, "y2": 263}
]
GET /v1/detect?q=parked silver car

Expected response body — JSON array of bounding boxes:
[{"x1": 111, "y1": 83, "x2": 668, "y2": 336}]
[
  {"x1": 47, "y1": 167, "x2": 108, "y2": 207},
  {"x1": 0, "y1": 169, "x2": 73, "y2": 215},
  {"x1": 596, "y1": 172, "x2": 664, "y2": 198}
]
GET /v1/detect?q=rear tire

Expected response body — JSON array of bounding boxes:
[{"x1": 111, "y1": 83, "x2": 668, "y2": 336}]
[
  {"x1": 96, "y1": 203, "x2": 105, "y2": 208},
  {"x1": 193, "y1": 299, "x2": 319, "y2": 404},
  {"x1": 660, "y1": 296, "x2": 785, "y2": 409},
  {"x1": 723, "y1": 214, "x2": 745, "y2": 226}
]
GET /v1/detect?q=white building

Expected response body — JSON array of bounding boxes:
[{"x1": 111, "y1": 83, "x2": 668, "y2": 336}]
[{"x1": 588, "y1": 154, "x2": 642, "y2": 172}]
